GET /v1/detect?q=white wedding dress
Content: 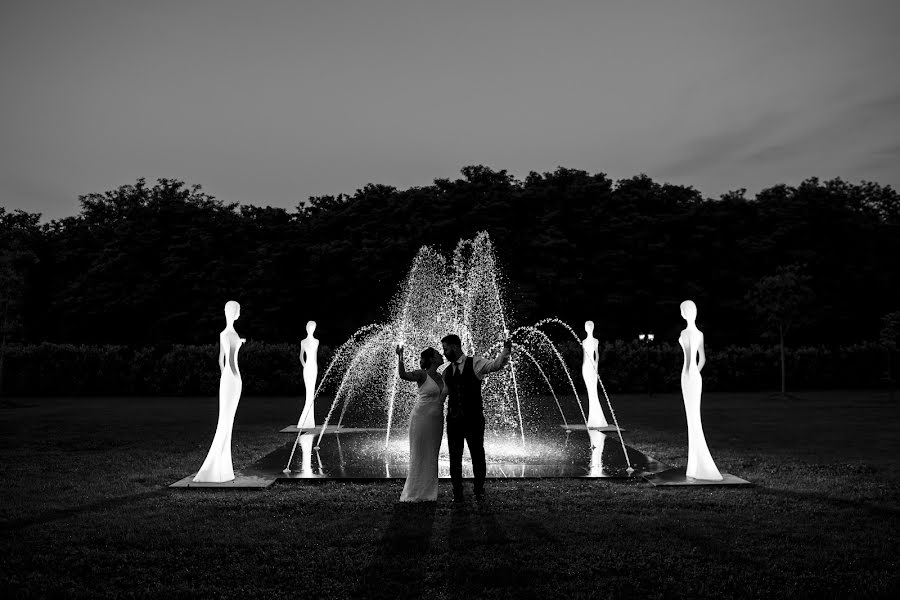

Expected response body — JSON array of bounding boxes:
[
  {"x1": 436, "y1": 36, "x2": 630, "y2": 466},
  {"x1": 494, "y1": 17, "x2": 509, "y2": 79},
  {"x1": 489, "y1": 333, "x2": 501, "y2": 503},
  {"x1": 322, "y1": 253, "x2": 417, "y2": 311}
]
[{"x1": 400, "y1": 373, "x2": 445, "y2": 502}]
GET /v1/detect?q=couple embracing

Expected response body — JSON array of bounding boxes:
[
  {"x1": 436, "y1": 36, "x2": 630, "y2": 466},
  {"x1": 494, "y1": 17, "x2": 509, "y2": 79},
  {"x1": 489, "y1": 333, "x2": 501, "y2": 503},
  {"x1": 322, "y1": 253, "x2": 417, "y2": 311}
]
[{"x1": 395, "y1": 334, "x2": 512, "y2": 503}]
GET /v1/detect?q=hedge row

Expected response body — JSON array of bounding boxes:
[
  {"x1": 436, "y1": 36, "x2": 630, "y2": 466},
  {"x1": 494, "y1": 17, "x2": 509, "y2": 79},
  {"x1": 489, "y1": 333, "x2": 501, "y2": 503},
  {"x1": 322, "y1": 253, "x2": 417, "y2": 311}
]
[
  {"x1": 0, "y1": 341, "x2": 892, "y2": 396},
  {"x1": 590, "y1": 341, "x2": 892, "y2": 393},
  {"x1": 0, "y1": 343, "x2": 333, "y2": 396}
]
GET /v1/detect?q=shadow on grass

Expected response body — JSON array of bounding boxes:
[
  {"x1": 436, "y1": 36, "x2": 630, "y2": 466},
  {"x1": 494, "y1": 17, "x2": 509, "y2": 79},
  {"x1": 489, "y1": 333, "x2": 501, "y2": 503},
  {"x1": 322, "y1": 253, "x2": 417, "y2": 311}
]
[
  {"x1": 446, "y1": 501, "x2": 545, "y2": 599},
  {"x1": 449, "y1": 500, "x2": 511, "y2": 549},
  {"x1": 352, "y1": 501, "x2": 437, "y2": 599},
  {"x1": 752, "y1": 484, "x2": 900, "y2": 518},
  {"x1": 350, "y1": 500, "x2": 517, "y2": 598},
  {"x1": 0, "y1": 488, "x2": 170, "y2": 533}
]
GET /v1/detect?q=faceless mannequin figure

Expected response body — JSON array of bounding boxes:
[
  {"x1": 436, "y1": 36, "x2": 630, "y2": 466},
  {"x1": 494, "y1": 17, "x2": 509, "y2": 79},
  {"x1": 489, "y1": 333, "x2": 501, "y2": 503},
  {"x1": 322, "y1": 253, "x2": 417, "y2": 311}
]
[
  {"x1": 194, "y1": 300, "x2": 246, "y2": 483},
  {"x1": 582, "y1": 321, "x2": 609, "y2": 428},
  {"x1": 297, "y1": 320, "x2": 319, "y2": 429},
  {"x1": 679, "y1": 300, "x2": 722, "y2": 481}
]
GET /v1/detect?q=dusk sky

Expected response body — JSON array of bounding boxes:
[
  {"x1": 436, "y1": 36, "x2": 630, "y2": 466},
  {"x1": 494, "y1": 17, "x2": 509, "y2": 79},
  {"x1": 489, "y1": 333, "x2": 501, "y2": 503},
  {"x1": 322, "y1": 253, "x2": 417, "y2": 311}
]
[{"x1": 2, "y1": 0, "x2": 898, "y2": 222}]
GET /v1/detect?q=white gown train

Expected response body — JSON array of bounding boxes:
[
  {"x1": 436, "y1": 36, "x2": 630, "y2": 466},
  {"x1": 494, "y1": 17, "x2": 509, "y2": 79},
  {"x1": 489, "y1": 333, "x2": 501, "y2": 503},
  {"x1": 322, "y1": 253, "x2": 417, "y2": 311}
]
[{"x1": 400, "y1": 375, "x2": 444, "y2": 502}]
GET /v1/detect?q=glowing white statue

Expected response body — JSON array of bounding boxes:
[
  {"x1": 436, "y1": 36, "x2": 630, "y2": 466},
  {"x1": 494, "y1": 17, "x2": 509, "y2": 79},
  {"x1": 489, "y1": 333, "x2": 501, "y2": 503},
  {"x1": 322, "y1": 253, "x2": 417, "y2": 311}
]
[
  {"x1": 194, "y1": 300, "x2": 246, "y2": 483},
  {"x1": 679, "y1": 300, "x2": 722, "y2": 481},
  {"x1": 582, "y1": 321, "x2": 609, "y2": 428},
  {"x1": 296, "y1": 320, "x2": 319, "y2": 429}
]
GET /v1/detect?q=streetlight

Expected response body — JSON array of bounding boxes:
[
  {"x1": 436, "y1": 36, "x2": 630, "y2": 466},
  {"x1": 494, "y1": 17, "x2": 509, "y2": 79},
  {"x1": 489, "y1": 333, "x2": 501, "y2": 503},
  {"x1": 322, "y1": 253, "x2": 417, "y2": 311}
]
[{"x1": 638, "y1": 332, "x2": 655, "y2": 397}]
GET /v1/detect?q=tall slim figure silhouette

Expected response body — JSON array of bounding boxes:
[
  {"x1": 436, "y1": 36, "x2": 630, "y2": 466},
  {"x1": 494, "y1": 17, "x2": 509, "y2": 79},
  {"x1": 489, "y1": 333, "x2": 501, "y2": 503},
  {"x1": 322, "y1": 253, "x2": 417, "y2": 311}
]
[
  {"x1": 679, "y1": 300, "x2": 722, "y2": 481},
  {"x1": 582, "y1": 321, "x2": 609, "y2": 428},
  {"x1": 194, "y1": 300, "x2": 245, "y2": 483},
  {"x1": 297, "y1": 320, "x2": 319, "y2": 430}
]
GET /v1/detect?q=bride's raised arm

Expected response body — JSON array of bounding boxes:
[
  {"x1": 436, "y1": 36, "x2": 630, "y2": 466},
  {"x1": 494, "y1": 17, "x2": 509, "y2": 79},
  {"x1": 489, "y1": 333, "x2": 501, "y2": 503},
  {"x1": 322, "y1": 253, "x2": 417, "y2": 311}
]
[{"x1": 396, "y1": 345, "x2": 425, "y2": 383}]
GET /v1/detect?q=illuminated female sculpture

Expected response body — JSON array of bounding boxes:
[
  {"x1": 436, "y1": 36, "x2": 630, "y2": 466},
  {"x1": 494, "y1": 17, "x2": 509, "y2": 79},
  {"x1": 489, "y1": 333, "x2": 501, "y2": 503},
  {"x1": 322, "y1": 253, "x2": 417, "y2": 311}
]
[
  {"x1": 297, "y1": 320, "x2": 319, "y2": 429},
  {"x1": 194, "y1": 300, "x2": 245, "y2": 483},
  {"x1": 582, "y1": 321, "x2": 609, "y2": 428},
  {"x1": 679, "y1": 300, "x2": 722, "y2": 481}
]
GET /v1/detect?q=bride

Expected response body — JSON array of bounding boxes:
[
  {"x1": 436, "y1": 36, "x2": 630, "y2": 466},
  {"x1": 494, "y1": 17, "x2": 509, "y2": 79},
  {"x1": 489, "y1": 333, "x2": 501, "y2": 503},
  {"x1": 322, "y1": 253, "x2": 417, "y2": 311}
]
[{"x1": 396, "y1": 345, "x2": 447, "y2": 502}]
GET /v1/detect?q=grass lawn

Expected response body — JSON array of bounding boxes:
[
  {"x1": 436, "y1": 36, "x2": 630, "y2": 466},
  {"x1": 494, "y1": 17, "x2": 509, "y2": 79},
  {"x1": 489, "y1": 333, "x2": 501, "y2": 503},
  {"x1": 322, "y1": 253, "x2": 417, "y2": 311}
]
[{"x1": 1, "y1": 390, "x2": 899, "y2": 599}]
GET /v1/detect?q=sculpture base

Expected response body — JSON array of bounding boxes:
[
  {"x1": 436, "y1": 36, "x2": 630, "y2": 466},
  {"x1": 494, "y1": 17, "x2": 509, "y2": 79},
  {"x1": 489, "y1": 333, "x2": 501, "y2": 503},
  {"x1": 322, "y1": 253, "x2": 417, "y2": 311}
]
[
  {"x1": 642, "y1": 467, "x2": 752, "y2": 487},
  {"x1": 560, "y1": 424, "x2": 626, "y2": 433},
  {"x1": 169, "y1": 471, "x2": 276, "y2": 489},
  {"x1": 279, "y1": 425, "x2": 387, "y2": 434}
]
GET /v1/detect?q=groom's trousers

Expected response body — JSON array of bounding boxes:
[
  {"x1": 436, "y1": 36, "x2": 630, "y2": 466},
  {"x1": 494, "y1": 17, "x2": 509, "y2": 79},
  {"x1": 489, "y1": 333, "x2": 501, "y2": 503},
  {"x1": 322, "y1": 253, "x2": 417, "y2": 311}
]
[{"x1": 447, "y1": 415, "x2": 486, "y2": 495}]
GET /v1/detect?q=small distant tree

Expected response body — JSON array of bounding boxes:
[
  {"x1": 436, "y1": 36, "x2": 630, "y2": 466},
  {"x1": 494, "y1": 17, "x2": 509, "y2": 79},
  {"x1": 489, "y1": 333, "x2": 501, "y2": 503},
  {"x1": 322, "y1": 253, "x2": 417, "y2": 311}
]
[
  {"x1": 746, "y1": 263, "x2": 814, "y2": 396},
  {"x1": 880, "y1": 310, "x2": 900, "y2": 401}
]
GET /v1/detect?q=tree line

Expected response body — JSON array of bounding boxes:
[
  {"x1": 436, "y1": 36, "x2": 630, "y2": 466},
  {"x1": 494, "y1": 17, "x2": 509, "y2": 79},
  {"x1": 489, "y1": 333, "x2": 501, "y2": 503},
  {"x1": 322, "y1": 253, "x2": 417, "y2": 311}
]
[{"x1": 2, "y1": 166, "x2": 899, "y2": 354}]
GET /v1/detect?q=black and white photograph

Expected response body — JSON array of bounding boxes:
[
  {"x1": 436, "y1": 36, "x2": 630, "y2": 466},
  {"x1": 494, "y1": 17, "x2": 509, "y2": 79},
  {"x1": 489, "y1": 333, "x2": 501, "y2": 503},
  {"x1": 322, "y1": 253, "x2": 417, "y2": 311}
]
[{"x1": 2, "y1": 1, "x2": 898, "y2": 598}]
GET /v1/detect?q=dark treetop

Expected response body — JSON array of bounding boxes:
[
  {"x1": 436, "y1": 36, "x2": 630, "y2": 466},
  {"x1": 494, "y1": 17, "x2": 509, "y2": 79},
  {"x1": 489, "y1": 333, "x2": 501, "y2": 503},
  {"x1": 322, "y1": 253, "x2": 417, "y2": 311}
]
[{"x1": 2, "y1": 166, "x2": 898, "y2": 348}]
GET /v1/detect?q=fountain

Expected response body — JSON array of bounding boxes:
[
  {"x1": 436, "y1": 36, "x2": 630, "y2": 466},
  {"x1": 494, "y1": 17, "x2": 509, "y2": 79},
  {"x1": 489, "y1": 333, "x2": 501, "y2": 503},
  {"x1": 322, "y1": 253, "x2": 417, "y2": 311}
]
[{"x1": 268, "y1": 232, "x2": 665, "y2": 479}]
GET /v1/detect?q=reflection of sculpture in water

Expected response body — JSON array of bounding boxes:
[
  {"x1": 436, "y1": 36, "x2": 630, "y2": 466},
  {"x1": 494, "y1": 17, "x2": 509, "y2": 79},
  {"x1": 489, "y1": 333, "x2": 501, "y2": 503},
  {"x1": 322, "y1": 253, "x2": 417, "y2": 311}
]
[
  {"x1": 588, "y1": 429, "x2": 606, "y2": 476},
  {"x1": 581, "y1": 321, "x2": 609, "y2": 428},
  {"x1": 679, "y1": 300, "x2": 722, "y2": 481},
  {"x1": 297, "y1": 320, "x2": 319, "y2": 430},
  {"x1": 298, "y1": 433, "x2": 315, "y2": 475},
  {"x1": 194, "y1": 301, "x2": 246, "y2": 483}
]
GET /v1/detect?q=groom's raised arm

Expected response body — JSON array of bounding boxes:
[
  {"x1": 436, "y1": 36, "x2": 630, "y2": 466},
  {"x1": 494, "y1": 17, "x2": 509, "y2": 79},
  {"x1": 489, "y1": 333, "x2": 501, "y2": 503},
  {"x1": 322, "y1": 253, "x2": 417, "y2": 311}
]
[{"x1": 472, "y1": 340, "x2": 512, "y2": 379}]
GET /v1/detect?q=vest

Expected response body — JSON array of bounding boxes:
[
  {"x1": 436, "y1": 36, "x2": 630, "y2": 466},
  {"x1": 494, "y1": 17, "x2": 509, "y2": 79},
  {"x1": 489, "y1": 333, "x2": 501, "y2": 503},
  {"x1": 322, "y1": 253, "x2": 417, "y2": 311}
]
[{"x1": 445, "y1": 356, "x2": 483, "y2": 421}]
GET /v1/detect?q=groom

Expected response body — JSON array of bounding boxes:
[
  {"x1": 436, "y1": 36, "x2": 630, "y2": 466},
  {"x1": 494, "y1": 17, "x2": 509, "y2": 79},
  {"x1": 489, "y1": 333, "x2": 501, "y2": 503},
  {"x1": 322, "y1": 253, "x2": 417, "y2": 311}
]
[{"x1": 441, "y1": 334, "x2": 512, "y2": 503}]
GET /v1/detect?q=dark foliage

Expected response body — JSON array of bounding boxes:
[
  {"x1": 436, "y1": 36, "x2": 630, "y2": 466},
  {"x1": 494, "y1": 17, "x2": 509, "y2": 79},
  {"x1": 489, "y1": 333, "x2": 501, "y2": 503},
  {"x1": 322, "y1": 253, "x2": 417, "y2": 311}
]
[
  {"x1": 0, "y1": 341, "x2": 887, "y2": 396},
  {"x1": 2, "y1": 169, "x2": 898, "y2": 348}
]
